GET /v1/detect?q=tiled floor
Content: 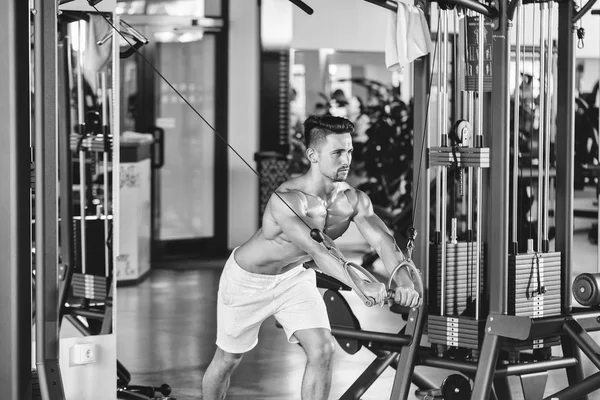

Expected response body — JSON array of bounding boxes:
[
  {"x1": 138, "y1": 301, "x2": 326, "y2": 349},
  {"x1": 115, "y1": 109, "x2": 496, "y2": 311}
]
[{"x1": 117, "y1": 197, "x2": 600, "y2": 400}]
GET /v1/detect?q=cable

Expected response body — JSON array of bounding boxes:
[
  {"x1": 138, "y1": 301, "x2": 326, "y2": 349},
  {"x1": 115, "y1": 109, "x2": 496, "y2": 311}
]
[
  {"x1": 411, "y1": 13, "x2": 442, "y2": 228},
  {"x1": 91, "y1": 6, "x2": 314, "y2": 231}
]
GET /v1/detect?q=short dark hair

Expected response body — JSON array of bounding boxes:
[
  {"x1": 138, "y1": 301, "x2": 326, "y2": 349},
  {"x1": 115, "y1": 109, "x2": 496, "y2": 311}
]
[{"x1": 303, "y1": 115, "x2": 354, "y2": 148}]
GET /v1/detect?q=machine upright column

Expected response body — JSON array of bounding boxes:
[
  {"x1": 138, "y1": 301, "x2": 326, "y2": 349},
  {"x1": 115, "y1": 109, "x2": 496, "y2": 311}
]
[
  {"x1": 471, "y1": 0, "x2": 509, "y2": 397},
  {"x1": 413, "y1": 31, "x2": 431, "y2": 292},
  {"x1": 556, "y1": 0, "x2": 575, "y2": 314},
  {"x1": 0, "y1": 0, "x2": 32, "y2": 398},
  {"x1": 33, "y1": 0, "x2": 66, "y2": 397}
]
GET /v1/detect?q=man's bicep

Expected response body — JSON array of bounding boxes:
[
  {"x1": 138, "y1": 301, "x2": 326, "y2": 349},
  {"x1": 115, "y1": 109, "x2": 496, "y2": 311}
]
[{"x1": 353, "y1": 191, "x2": 393, "y2": 241}]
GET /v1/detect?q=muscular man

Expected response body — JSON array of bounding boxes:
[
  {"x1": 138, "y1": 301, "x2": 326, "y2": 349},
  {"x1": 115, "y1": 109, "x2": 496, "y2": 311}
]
[{"x1": 202, "y1": 115, "x2": 421, "y2": 400}]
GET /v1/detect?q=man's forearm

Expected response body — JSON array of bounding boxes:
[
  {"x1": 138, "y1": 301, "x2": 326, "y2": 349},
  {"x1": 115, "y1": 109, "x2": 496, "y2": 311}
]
[
  {"x1": 374, "y1": 235, "x2": 421, "y2": 289},
  {"x1": 312, "y1": 252, "x2": 366, "y2": 290}
]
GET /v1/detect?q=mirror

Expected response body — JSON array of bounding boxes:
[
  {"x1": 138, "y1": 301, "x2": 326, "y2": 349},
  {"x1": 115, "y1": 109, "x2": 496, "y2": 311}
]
[{"x1": 55, "y1": 10, "x2": 119, "y2": 338}]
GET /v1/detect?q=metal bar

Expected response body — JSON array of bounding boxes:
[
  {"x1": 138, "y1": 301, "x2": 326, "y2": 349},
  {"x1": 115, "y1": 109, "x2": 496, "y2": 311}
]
[
  {"x1": 330, "y1": 326, "x2": 412, "y2": 347},
  {"x1": 111, "y1": 15, "x2": 121, "y2": 263},
  {"x1": 470, "y1": 331, "x2": 500, "y2": 400},
  {"x1": 33, "y1": 0, "x2": 66, "y2": 396},
  {"x1": 543, "y1": 371, "x2": 600, "y2": 400},
  {"x1": 572, "y1": 0, "x2": 598, "y2": 23},
  {"x1": 367, "y1": 347, "x2": 439, "y2": 390},
  {"x1": 0, "y1": 0, "x2": 32, "y2": 397},
  {"x1": 537, "y1": 3, "x2": 546, "y2": 252},
  {"x1": 101, "y1": 72, "x2": 110, "y2": 276},
  {"x1": 564, "y1": 319, "x2": 600, "y2": 371},
  {"x1": 443, "y1": 11, "x2": 449, "y2": 138},
  {"x1": 543, "y1": 2, "x2": 553, "y2": 251},
  {"x1": 405, "y1": 0, "x2": 499, "y2": 18},
  {"x1": 340, "y1": 352, "x2": 398, "y2": 399},
  {"x1": 439, "y1": 21, "x2": 447, "y2": 315},
  {"x1": 420, "y1": 355, "x2": 577, "y2": 376},
  {"x1": 64, "y1": 315, "x2": 91, "y2": 337},
  {"x1": 77, "y1": 21, "x2": 87, "y2": 275},
  {"x1": 69, "y1": 308, "x2": 106, "y2": 320},
  {"x1": 556, "y1": 0, "x2": 575, "y2": 313},
  {"x1": 57, "y1": 27, "x2": 74, "y2": 325},
  {"x1": 488, "y1": 0, "x2": 510, "y2": 316},
  {"x1": 511, "y1": 1, "x2": 521, "y2": 251},
  {"x1": 412, "y1": 51, "x2": 430, "y2": 302},
  {"x1": 389, "y1": 307, "x2": 426, "y2": 400},
  {"x1": 475, "y1": 10, "x2": 484, "y2": 321},
  {"x1": 561, "y1": 335, "x2": 589, "y2": 400}
]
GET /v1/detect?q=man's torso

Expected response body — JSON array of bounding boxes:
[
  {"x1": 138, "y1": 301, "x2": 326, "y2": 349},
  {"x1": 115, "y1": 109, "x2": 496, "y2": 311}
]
[{"x1": 234, "y1": 178, "x2": 359, "y2": 274}]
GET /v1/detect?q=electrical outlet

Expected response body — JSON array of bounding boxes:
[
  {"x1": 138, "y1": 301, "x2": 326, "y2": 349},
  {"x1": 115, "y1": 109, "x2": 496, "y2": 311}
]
[{"x1": 70, "y1": 343, "x2": 97, "y2": 365}]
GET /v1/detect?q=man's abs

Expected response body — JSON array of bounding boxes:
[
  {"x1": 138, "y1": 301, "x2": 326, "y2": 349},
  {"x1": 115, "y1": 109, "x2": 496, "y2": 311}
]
[{"x1": 234, "y1": 232, "x2": 311, "y2": 275}]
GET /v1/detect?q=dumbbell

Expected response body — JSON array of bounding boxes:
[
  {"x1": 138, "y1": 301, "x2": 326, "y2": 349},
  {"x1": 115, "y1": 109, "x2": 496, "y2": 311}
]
[
  {"x1": 126, "y1": 383, "x2": 171, "y2": 398},
  {"x1": 573, "y1": 273, "x2": 600, "y2": 307},
  {"x1": 414, "y1": 374, "x2": 471, "y2": 400}
]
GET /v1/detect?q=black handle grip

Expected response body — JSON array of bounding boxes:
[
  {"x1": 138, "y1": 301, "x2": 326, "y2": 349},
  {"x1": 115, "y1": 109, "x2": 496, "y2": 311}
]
[
  {"x1": 310, "y1": 228, "x2": 324, "y2": 243},
  {"x1": 152, "y1": 126, "x2": 165, "y2": 169},
  {"x1": 289, "y1": 0, "x2": 313, "y2": 14}
]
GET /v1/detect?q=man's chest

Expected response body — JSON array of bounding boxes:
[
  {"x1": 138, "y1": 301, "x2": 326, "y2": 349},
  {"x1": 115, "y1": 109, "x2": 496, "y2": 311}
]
[{"x1": 304, "y1": 193, "x2": 356, "y2": 236}]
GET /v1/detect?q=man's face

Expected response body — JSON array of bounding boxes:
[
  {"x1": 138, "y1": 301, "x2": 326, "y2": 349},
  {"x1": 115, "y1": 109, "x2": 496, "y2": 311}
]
[{"x1": 314, "y1": 133, "x2": 353, "y2": 182}]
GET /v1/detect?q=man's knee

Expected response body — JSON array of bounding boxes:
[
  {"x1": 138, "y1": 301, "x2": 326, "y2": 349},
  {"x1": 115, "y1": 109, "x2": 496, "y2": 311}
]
[
  {"x1": 211, "y1": 348, "x2": 244, "y2": 373},
  {"x1": 305, "y1": 334, "x2": 336, "y2": 363}
]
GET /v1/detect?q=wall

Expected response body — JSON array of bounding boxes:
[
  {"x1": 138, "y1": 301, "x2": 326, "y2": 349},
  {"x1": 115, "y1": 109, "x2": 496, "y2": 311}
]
[
  {"x1": 228, "y1": 0, "x2": 260, "y2": 248},
  {"x1": 59, "y1": 335, "x2": 116, "y2": 400},
  {"x1": 31, "y1": 333, "x2": 116, "y2": 400},
  {"x1": 292, "y1": 0, "x2": 389, "y2": 52}
]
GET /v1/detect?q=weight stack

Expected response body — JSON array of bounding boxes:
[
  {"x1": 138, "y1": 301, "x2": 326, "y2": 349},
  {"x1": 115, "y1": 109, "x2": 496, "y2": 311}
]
[
  {"x1": 72, "y1": 216, "x2": 111, "y2": 276},
  {"x1": 427, "y1": 315, "x2": 486, "y2": 350},
  {"x1": 508, "y1": 252, "x2": 562, "y2": 318},
  {"x1": 432, "y1": 242, "x2": 486, "y2": 316}
]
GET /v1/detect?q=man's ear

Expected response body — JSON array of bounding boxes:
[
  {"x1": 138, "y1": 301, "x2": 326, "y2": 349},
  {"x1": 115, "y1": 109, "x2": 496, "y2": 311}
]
[{"x1": 306, "y1": 147, "x2": 318, "y2": 163}]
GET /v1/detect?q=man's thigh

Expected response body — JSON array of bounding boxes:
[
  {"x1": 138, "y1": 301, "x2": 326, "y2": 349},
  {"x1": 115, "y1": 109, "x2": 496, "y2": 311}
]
[{"x1": 273, "y1": 269, "x2": 331, "y2": 344}]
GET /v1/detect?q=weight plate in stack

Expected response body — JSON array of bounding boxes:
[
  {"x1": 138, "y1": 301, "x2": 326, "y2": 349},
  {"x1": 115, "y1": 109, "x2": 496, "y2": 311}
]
[
  {"x1": 72, "y1": 273, "x2": 108, "y2": 301},
  {"x1": 429, "y1": 147, "x2": 490, "y2": 168},
  {"x1": 427, "y1": 315, "x2": 485, "y2": 349},
  {"x1": 508, "y1": 252, "x2": 562, "y2": 317},
  {"x1": 501, "y1": 336, "x2": 561, "y2": 351},
  {"x1": 434, "y1": 242, "x2": 485, "y2": 316}
]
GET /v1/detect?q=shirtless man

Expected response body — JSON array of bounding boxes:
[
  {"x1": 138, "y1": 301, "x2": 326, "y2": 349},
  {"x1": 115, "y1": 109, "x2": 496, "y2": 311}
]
[{"x1": 202, "y1": 115, "x2": 421, "y2": 400}]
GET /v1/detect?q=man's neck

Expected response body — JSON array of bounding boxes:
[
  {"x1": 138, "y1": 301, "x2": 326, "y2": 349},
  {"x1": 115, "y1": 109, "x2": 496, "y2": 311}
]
[{"x1": 305, "y1": 168, "x2": 337, "y2": 200}]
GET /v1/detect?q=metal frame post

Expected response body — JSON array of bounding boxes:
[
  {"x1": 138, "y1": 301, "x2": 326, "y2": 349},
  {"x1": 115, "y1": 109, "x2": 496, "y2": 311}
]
[
  {"x1": 389, "y1": 307, "x2": 426, "y2": 399},
  {"x1": 33, "y1": 0, "x2": 66, "y2": 397},
  {"x1": 0, "y1": 0, "x2": 32, "y2": 398},
  {"x1": 413, "y1": 37, "x2": 431, "y2": 293},
  {"x1": 488, "y1": 0, "x2": 510, "y2": 318},
  {"x1": 556, "y1": 0, "x2": 575, "y2": 314},
  {"x1": 471, "y1": 0, "x2": 509, "y2": 396}
]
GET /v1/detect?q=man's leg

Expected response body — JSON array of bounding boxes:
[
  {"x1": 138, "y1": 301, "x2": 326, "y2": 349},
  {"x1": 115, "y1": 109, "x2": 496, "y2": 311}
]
[
  {"x1": 202, "y1": 347, "x2": 244, "y2": 400},
  {"x1": 293, "y1": 328, "x2": 336, "y2": 400}
]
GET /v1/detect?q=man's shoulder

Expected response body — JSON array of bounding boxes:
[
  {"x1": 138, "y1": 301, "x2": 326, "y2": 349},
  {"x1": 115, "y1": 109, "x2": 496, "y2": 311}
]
[
  {"x1": 338, "y1": 182, "x2": 362, "y2": 205},
  {"x1": 267, "y1": 185, "x2": 308, "y2": 215}
]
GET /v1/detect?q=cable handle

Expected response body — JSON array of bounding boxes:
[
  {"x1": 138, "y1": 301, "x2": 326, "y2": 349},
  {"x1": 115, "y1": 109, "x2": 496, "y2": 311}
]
[
  {"x1": 343, "y1": 261, "x2": 384, "y2": 307},
  {"x1": 311, "y1": 229, "x2": 422, "y2": 307},
  {"x1": 388, "y1": 260, "x2": 424, "y2": 301}
]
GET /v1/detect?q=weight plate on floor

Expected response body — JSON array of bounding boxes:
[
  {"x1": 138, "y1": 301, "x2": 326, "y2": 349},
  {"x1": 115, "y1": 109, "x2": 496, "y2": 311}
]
[{"x1": 442, "y1": 374, "x2": 472, "y2": 400}]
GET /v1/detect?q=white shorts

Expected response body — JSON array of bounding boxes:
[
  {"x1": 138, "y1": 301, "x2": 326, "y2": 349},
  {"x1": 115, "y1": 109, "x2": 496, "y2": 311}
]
[{"x1": 216, "y1": 248, "x2": 331, "y2": 354}]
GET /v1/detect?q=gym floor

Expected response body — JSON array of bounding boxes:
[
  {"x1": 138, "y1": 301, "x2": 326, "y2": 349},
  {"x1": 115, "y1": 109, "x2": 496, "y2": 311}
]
[{"x1": 117, "y1": 191, "x2": 600, "y2": 400}]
